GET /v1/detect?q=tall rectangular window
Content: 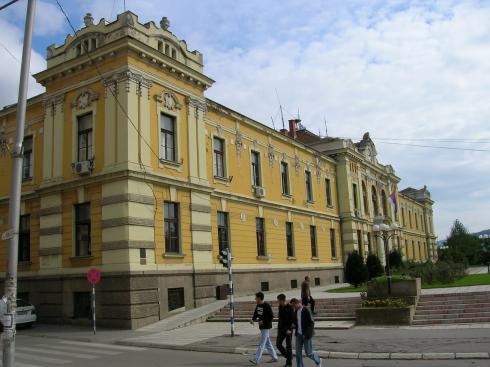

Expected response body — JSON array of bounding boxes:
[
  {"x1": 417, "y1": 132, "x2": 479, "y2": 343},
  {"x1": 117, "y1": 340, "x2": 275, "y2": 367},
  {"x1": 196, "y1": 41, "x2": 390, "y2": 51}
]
[
  {"x1": 330, "y1": 228, "x2": 337, "y2": 259},
  {"x1": 401, "y1": 208, "x2": 405, "y2": 226},
  {"x1": 213, "y1": 137, "x2": 225, "y2": 178},
  {"x1": 415, "y1": 215, "x2": 419, "y2": 230},
  {"x1": 22, "y1": 136, "x2": 33, "y2": 179},
  {"x1": 18, "y1": 215, "x2": 30, "y2": 262},
  {"x1": 251, "y1": 151, "x2": 261, "y2": 187},
  {"x1": 160, "y1": 114, "x2": 176, "y2": 162},
  {"x1": 75, "y1": 203, "x2": 91, "y2": 257},
  {"x1": 256, "y1": 218, "x2": 266, "y2": 256},
  {"x1": 325, "y1": 178, "x2": 333, "y2": 206},
  {"x1": 352, "y1": 183, "x2": 359, "y2": 210},
  {"x1": 281, "y1": 162, "x2": 290, "y2": 195},
  {"x1": 77, "y1": 113, "x2": 93, "y2": 162},
  {"x1": 217, "y1": 211, "x2": 229, "y2": 252},
  {"x1": 367, "y1": 232, "x2": 372, "y2": 254},
  {"x1": 310, "y1": 225, "x2": 318, "y2": 258},
  {"x1": 305, "y1": 171, "x2": 313, "y2": 202},
  {"x1": 285, "y1": 222, "x2": 294, "y2": 257},
  {"x1": 357, "y1": 229, "x2": 363, "y2": 255},
  {"x1": 164, "y1": 202, "x2": 180, "y2": 253}
]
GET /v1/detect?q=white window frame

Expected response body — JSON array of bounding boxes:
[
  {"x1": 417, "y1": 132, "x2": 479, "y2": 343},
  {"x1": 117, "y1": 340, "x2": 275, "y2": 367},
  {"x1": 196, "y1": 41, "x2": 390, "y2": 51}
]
[{"x1": 72, "y1": 106, "x2": 96, "y2": 165}]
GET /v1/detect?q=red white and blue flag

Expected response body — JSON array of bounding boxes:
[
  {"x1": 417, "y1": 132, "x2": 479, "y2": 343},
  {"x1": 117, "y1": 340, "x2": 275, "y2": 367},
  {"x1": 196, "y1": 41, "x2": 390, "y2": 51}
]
[{"x1": 389, "y1": 191, "x2": 397, "y2": 213}]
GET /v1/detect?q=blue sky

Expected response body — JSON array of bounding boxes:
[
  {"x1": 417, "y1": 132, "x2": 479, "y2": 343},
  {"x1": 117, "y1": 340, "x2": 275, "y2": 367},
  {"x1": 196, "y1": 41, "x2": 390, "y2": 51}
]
[{"x1": 1, "y1": 0, "x2": 490, "y2": 239}]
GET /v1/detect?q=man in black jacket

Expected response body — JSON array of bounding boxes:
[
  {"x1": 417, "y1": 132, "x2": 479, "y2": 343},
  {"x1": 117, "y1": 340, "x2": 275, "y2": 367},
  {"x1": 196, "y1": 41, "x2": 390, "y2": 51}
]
[
  {"x1": 276, "y1": 294, "x2": 294, "y2": 367},
  {"x1": 291, "y1": 298, "x2": 322, "y2": 367},
  {"x1": 249, "y1": 292, "x2": 278, "y2": 365}
]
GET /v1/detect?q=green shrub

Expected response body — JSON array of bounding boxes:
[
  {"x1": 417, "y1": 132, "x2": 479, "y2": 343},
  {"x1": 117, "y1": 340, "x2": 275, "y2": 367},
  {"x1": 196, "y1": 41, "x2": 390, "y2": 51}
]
[
  {"x1": 398, "y1": 260, "x2": 465, "y2": 284},
  {"x1": 389, "y1": 249, "x2": 403, "y2": 269},
  {"x1": 362, "y1": 298, "x2": 407, "y2": 308},
  {"x1": 345, "y1": 252, "x2": 369, "y2": 287},
  {"x1": 366, "y1": 254, "x2": 384, "y2": 280}
]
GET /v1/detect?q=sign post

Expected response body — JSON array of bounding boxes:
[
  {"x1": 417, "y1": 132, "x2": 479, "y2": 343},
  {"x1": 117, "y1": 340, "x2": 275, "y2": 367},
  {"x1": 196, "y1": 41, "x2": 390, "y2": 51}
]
[{"x1": 86, "y1": 268, "x2": 101, "y2": 334}]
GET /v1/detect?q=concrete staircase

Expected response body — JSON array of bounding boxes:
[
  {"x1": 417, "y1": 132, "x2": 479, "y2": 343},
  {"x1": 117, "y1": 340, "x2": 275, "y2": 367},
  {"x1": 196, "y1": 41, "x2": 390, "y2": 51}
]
[
  {"x1": 208, "y1": 297, "x2": 360, "y2": 322},
  {"x1": 413, "y1": 291, "x2": 490, "y2": 326}
]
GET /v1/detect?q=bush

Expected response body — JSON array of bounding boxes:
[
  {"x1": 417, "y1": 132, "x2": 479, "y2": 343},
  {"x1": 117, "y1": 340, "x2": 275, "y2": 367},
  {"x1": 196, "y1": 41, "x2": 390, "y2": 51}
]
[
  {"x1": 345, "y1": 252, "x2": 369, "y2": 287},
  {"x1": 389, "y1": 249, "x2": 403, "y2": 269},
  {"x1": 398, "y1": 260, "x2": 465, "y2": 284},
  {"x1": 362, "y1": 298, "x2": 407, "y2": 308},
  {"x1": 366, "y1": 254, "x2": 384, "y2": 280}
]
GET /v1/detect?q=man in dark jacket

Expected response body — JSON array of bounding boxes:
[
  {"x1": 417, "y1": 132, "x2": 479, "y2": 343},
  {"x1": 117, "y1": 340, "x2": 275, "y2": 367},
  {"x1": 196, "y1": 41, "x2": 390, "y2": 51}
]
[
  {"x1": 291, "y1": 298, "x2": 322, "y2": 367},
  {"x1": 249, "y1": 292, "x2": 278, "y2": 365},
  {"x1": 276, "y1": 294, "x2": 294, "y2": 367},
  {"x1": 301, "y1": 276, "x2": 316, "y2": 314}
]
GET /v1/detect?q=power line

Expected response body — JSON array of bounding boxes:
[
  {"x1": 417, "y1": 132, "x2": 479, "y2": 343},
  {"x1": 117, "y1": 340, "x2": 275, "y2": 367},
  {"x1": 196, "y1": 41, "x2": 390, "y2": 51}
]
[
  {"x1": 0, "y1": 0, "x2": 19, "y2": 11},
  {"x1": 374, "y1": 140, "x2": 490, "y2": 152},
  {"x1": 373, "y1": 137, "x2": 490, "y2": 143}
]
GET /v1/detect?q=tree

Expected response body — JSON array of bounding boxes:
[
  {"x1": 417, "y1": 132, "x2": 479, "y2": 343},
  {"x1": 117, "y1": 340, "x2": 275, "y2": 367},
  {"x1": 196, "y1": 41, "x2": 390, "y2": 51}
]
[
  {"x1": 389, "y1": 249, "x2": 403, "y2": 269},
  {"x1": 345, "y1": 252, "x2": 369, "y2": 287},
  {"x1": 445, "y1": 220, "x2": 480, "y2": 265},
  {"x1": 366, "y1": 254, "x2": 384, "y2": 279},
  {"x1": 480, "y1": 238, "x2": 490, "y2": 265}
]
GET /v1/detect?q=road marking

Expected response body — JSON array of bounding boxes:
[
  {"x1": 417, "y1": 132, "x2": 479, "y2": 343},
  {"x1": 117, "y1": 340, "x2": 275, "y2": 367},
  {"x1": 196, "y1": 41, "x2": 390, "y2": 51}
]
[
  {"x1": 61, "y1": 340, "x2": 147, "y2": 351},
  {"x1": 17, "y1": 346, "x2": 96, "y2": 359},
  {"x1": 35, "y1": 343, "x2": 120, "y2": 355},
  {"x1": 15, "y1": 352, "x2": 69, "y2": 364}
]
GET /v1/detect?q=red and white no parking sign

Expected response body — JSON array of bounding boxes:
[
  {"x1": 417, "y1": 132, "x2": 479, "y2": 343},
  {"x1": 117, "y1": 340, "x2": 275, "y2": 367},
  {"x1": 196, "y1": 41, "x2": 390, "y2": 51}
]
[{"x1": 86, "y1": 267, "x2": 102, "y2": 285}]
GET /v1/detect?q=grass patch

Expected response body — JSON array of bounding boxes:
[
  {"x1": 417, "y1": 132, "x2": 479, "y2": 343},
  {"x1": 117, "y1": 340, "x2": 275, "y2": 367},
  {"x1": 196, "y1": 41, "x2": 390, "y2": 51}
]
[{"x1": 327, "y1": 273, "x2": 490, "y2": 293}]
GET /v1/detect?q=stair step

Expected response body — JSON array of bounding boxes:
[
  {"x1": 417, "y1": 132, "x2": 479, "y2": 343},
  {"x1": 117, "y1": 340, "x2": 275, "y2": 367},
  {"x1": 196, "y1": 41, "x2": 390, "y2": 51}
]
[{"x1": 412, "y1": 316, "x2": 490, "y2": 325}]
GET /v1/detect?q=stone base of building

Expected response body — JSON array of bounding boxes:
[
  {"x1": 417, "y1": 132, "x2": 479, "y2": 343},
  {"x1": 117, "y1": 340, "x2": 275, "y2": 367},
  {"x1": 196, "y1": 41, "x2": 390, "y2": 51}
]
[{"x1": 4, "y1": 266, "x2": 343, "y2": 329}]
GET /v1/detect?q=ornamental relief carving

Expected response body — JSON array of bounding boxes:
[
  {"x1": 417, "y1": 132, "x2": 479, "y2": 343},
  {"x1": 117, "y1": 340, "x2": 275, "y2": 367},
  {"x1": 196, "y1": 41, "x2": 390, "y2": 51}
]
[
  {"x1": 71, "y1": 89, "x2": 98, "y2": 110},
  {"x1": 155, "y1": 90, "x2": 181, "y2": 110}
]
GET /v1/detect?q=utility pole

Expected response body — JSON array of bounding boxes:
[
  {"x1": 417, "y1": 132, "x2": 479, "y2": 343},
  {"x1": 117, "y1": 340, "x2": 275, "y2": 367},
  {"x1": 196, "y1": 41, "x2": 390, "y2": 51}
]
[
  {"x1": 227, "y1": 248, "x2": 235, "y2": 337},
  {"x1": 2, "y1": 1, "x2": 36, "y2": 366}
]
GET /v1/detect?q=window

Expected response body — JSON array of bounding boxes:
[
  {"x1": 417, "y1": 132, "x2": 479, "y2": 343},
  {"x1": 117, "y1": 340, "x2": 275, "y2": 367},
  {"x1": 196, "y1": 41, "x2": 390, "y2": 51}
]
[
  {"x1": 281, "y1": 162, "x2": 290, "y2": 195},
  {"x1": 22, "y1": 136, "x2": 33, "y2": 179},
  {"x1": 217, "y1": 212, "x2": 229, "y2": 252},
  {"x1": 357, "y1": 229, "x2": 363, "y2": 255},
  {"x1": 352, "y1": 183, "x2": 359, "y2": 211},
  {"x1": 367, "y1": 232, "x2": 372, "y2": 254},
  {"x1": 405, "y1": 239, "x2": 409, "y2": 259},
  {"x1": 418, "y1": 241, "x2": 421, "y2": 259},
  {"x1": 164, "y1": 202, "x2": 180, "y2": 253},
  {"x1": 371, "y1": 186, "x2": 379, "y2": 216},
  {"x1": 310, "y1": 225, "x2": 318, "y2": 258},
  {"x1": 251, "y1": 151, "x2": 261, "y2": 187},
  {"x1": 261, "y1": 281, "x2": 269, "y2": 292},
  {"x1": 18, "y1": 215, "x2": 30, "y2": 262},
  {"x1": 285, "y1": 222, "x2": 294, "y2": 257},
  {"x1": 75, "y1": 203, "x2": 91, "y2": 257},
  {"x1": 362, "y1": 181, "x2": 368, "y2": 215},
  {"x1": 168, "y1": 288, "x2": 185, "y2": 311},
  {"x1": 90, "y1": 38, "x2": 96, "y2": 51},
  {"x1": 158, "y1": 40, "x2": 163, "y2": 52},
  {"x1": 412, "y1": 240, "x2": 416, "y2": 259},
  {"x1": 73, "y1": 292, "x2": 91, "y2": 319},
  {"x1": 291, "y1": 279, "x2": 298, "y2": 289},
  {"x1": 421, "y1": 215, "x2": 424, "y2": 231},
  {"x1": 160, "y1": 114, "x2": 176, "y2": 162},
  {"x1": 314, "y1": 277, "x2": 321, "y2": 286},
  {"x1": 401, "y1": 208, "x2": 405, "y2": 226},
  {"x1": 165, "y1": 44, "x2": 169, "y2": 55},
  {"x1": 305, "y1": 171, "x2": 313, "y2": 202},
  {"x1": 325, "y1": 178, "x2": 333, "y2": 207},
  {"x1": 381, "y1": 190, "x2": 388, "y2": 217},
  {"x1": 415, "y1": 214, "x2": 419, "y2": 230},
  {"x1": 77, "y1": 113, "x2": 93, "y2": 162},
  {"x1": 140, "y1": 248, "x2": 147, "y2": 265},
  {"x1": 171, "y1": 49, "x2": 177, "y2": 59},
  {"x1": 256, "y1": 218, "x2": 266, "y2": 256},
  {"x1": 409, "y1": 210, "x2": 412, "y2": 228},
  {"x1": 330, "y1": 228, "x2": 337, "y2": 259},
  {"x1": 213, "y1": 137, "x2": 225, "y2": 178}
]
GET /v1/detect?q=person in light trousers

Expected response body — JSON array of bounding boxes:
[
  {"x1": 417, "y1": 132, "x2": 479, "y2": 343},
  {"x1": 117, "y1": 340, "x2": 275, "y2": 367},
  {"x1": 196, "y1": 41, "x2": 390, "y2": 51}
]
[
  {"x1": 249, "y1": 292, "x2": 278, "y2": 365},
  {"x1": 291, "y1": 298, "x2": 322, "y2": 367}
]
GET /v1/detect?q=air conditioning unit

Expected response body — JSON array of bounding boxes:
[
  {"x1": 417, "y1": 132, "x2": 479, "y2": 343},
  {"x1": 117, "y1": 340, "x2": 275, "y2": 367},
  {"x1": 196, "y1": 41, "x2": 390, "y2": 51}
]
[
  {"x1": 74, "y1": 161, "x2": 91, "y2": 175},
  {"x1": 254, "y1": 186, "x2": 266, "y2": 198}
]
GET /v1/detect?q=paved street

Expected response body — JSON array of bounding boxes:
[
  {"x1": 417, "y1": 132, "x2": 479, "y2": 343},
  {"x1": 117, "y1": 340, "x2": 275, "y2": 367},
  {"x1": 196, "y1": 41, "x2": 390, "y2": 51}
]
[{"x1": 0, "y1": 335, "x2": 488, "y2": 367}]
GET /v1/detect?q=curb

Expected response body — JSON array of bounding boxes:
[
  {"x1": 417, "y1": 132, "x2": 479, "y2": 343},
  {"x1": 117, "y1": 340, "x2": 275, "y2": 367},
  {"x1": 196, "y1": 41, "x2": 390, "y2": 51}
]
[{"x1": 116, "y1": 341, "x2": 490, "y2": 360}]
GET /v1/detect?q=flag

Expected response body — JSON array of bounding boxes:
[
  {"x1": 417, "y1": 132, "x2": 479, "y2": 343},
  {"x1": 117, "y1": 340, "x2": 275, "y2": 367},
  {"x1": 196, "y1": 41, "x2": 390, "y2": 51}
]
[{"x1": 389, "y1": 191, "x2": 397, "y2": 213}]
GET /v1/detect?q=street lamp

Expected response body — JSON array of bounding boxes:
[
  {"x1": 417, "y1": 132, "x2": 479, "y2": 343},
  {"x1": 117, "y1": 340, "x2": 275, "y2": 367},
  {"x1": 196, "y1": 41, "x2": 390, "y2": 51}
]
[{"x1": 373, "y1": 222, "x2": 399, "y2": 295}]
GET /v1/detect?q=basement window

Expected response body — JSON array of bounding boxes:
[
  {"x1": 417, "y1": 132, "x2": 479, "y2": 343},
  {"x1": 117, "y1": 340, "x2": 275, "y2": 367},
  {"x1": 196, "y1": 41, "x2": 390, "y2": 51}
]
[
  {"x1": 168, "y1": 288, "x2": 185, "y2": 312},
  {"x1": 261, "y1": 282, "x2": 269, "y2": 292}
]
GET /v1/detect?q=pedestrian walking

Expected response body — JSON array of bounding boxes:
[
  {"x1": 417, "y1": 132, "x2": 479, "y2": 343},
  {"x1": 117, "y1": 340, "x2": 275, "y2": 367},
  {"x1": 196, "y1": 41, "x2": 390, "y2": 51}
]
[
  {"x1": 249, "y1": 292, "x2": 278, "y2": 365},
  {"x1": 276, "y1": 294, "x2": 294, "y2": 367},
  {"x1": 291, "y1": 298, "x2": 322, "y2": 367},
  {"x1": 301, "y1": 276, "x2": 316, "y2": 315}
]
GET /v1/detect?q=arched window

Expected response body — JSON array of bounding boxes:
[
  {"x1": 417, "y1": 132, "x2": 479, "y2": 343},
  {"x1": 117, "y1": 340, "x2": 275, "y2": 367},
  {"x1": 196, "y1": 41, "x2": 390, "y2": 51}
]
[
  {"x1": 362, "y1": 181, "x2": 369, "y2": 215},
  {"x1": 371, "y1": 186, "x2": 379, "y2": 216},
  {"x1": 381, "y1": 190, "x2": 388, "y2": 218}
]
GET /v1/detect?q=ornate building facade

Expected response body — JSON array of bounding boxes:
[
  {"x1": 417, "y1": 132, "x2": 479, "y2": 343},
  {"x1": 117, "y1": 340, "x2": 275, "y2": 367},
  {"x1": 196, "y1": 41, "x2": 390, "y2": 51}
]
[{"x1": 0, "y1": 12, "x2": 435, "y2": 328}]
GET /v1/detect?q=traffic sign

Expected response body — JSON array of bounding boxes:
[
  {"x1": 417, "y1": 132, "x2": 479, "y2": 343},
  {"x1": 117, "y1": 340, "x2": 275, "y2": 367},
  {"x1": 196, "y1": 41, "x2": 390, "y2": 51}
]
[
  {"x1": 1, "y1": 228, "x2": 14, "y2": 241},
  {"x1": 86, "y1": 267, "x2": 102, "y2": 285}
]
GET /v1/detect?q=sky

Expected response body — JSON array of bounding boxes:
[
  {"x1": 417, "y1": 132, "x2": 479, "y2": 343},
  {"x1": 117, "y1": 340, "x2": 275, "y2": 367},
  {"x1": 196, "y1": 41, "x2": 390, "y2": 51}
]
[{"x1": 1, "y1": 0, "x2": 490, "y2": 239}]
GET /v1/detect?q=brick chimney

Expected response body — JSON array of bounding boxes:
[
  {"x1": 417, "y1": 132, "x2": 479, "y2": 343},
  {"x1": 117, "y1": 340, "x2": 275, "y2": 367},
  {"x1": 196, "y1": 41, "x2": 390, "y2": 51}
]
[
  {"x1": 280, "y1": 128, "x2": 289, "y2": 136},
  {"x1": 288, "y1": 119, "x2": 300, "y2": 139}
]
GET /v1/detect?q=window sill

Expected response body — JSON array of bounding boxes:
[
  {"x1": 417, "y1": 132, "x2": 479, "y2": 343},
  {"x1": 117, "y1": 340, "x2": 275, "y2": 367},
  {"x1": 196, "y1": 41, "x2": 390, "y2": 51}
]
[
  {"x1": 159, "y1": 159, "x2": 182, "y2": 171},
  {"x1": 214, "y1": 176, "x2": 230, "y2": 186},
  {"x1": 70, "y1": 255, "x2": 93, "y2": 261},
  {"x1": 287, "y1": 256, "x2": 296, "y2": 261},
  {"x1": 282, "y1": 194, "x2": 293, "y2": 200},
  {"x1": 18, "y1": 261, "x2": 32, "y2": 266},
  {"x1": 311, "y1": 256, "x2": 320, "y2": 261},
  {"x1": 164, "y1": 253, "x2": 185, "y2": 258},
  {"x1": 22, "y1": 177, "x2": 33, "y2": 183},
  {"x1": 331, "y1": 257, "x2": 337, "y2": 261},
  {"x1": 256, "y1": 255, "x2": 270, "y2": 261},
  {"x1": 306, "y1": 200, "x2": 315, "y2": 204},
  {"x1": 327, "y1": 205, "x2": 334, "y2": 209}
]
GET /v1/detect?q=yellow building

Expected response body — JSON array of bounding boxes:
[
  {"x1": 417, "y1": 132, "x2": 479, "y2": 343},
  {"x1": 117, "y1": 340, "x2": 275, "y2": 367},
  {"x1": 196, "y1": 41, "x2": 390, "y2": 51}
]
[{"x1": 0, "y1": 12, "x2": 435, "y2": 328}]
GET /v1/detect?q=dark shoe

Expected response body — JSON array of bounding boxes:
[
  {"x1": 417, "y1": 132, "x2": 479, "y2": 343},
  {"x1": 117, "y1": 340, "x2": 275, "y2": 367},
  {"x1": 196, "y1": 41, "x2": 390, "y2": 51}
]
[
  {"x1": 249, "y1": 359, "x2": 258, "y2": 365},
  {"x1": 267, "y1": 358, "x2": 278, "y2": 363}
]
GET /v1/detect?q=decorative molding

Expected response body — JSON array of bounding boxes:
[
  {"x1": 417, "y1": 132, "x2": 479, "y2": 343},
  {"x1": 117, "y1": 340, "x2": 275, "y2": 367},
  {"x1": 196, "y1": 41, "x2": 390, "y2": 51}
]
[
  {"x1": 39, "y1": 226, "x2": 63, "y2": 236},
  {"x1": 71, "y1": 88, "x2": 99, "y2": 110},
  {"x1": 102, "y1": 240, "x2": 154, "y2": 251},
  {"x1": 192, "y1": 243, "x2": 213, "y2": 251},
  {"x1": 39, "y1": 206, "x2": 63, "y2": 216},
  {"x1": 267, "y1": 143, "x2": 275, "y2": 168},
  {"x1": 105, "y1": 70, "x2": 153, "y2": 99},
  {"x1": 102, "y1": 193, "x2": 155, "y2": 206},
  {"x1": 294, "y1": 155, "x2": 300, "y2": 175},
  {"x1": 43, "y1": 93, "x2": 65, "y2": 114},
  {"x1": 186, "y1": 96, "x2": 207, "y2": 113},
  {"x1": 190, "y1": 204, "x2": 211, "y2": 213},
  {"x1": 235, "y1": 130, "x2": 243, "y2": 158},
  {"x1": 39, "y1": 247, "x2": 62, "y2": 256},
  {"x1": 101, "y1": 217, "x2": 154, "y2": 228},
  {"x1": 191, "y1": 224, "x2": 212, "y2": 232},
  {"x1": 155, "y1": 89, "x2": 181, "y2": 110}
]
